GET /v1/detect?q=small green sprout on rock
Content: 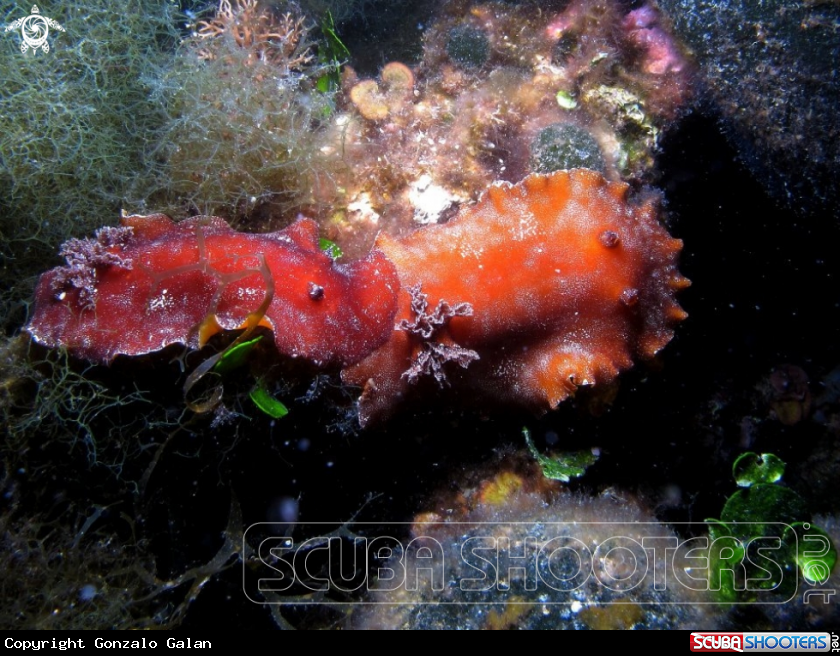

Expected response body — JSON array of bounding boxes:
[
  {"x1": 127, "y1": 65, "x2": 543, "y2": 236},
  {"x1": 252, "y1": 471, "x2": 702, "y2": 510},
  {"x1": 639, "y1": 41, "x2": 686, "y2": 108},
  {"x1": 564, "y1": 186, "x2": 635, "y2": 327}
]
[
  {"x1": 212, "y1": 336, "x2": 264, "y2": 376},
  {"x1": 249, "y1": 384, "x2": 289, "y2": 419},
  {"x1": 208, "y1": 337, "x2": 289, "y2": 420},
  {"x1": 210, "y1": 335, "x2": 289, "y2": 419},
  {"x1": 555, "y1": 90, "x2": 578, "y2": 111},
  {"x1": 319, "y1": 237, "x2": 343, "y2": 260},
  {"x1": 523, "y1": 428, "x2": 599, "y2": 483}
]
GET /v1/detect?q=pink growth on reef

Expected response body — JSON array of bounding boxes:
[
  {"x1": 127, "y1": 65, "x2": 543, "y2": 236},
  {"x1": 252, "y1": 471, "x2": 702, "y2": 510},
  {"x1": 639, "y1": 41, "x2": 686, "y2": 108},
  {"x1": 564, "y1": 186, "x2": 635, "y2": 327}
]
[
  {"x1": 623, "y1": 5, "x2": 687, "y2": 75},
  {"x1": 544, "y1": 0, "x2": 588, "y2": 40}
]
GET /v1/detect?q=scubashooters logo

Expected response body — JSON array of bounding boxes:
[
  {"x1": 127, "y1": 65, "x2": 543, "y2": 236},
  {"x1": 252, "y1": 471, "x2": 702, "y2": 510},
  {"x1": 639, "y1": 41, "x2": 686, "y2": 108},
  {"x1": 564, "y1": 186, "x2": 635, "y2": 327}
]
[
  {"x1": 4, "y1": 5, "x2": 66, "y2": 54},
  {"x1": 244, "y1": 520, "x2": 822, "y2": 605},
  {"x1": 690, "y1": 632, "x2": 836, "y2": 653}
]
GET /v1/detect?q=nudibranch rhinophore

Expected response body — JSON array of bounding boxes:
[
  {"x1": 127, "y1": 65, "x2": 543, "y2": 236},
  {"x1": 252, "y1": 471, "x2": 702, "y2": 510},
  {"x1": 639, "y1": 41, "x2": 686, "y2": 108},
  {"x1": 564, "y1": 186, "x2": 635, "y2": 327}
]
[{"x1": 25, "y1": 169, "x2": 689, "y2": 425}]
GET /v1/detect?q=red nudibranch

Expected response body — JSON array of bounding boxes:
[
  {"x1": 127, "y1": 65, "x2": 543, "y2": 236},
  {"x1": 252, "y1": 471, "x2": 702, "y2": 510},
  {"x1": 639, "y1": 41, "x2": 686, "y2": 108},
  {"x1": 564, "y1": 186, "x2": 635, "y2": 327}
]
[
  {"x1": 26, "y1": 213, "x2": 400, "y2": 366},
  {"x1": 26, "y1": 169, "x2": 689, "y2": 425}
]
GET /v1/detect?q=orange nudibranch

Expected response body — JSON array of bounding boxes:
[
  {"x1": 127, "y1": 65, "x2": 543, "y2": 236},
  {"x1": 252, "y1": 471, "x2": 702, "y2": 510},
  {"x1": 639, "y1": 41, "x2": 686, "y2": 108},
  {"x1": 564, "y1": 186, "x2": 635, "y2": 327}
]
[
  {"x1": 343, "y1": 169, "x2": 690, "y2": 425},
  {"x1": 25, "y1": 170, "x2": 688, "y2": 424}
]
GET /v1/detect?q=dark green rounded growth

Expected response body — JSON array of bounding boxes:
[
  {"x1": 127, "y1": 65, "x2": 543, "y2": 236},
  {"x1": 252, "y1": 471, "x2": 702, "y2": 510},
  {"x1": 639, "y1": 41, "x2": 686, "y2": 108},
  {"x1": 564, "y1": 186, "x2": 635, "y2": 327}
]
[
  {"x1": 446, "y1": 26, "x2": 490, "y2": 69},
  {"x1": 530, "y1": 123, "x2": 605, "y2": 174}
]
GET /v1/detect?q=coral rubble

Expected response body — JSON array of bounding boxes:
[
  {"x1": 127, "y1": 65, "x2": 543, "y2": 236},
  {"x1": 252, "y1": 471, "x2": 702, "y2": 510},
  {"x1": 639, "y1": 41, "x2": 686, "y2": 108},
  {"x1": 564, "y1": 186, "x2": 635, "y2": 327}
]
[
  {"x1": 324, "y1": 0, "x2": 692, "y2": 253},
  {"x1": 352, "y1": 454, "x2": 715, "y2": 630}
]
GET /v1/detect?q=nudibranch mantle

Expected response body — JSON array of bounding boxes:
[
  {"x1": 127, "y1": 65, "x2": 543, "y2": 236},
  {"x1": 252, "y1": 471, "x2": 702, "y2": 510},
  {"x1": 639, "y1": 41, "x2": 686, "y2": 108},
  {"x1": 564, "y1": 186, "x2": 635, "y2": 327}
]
[
  {"x1": 343, "y1": 169, "x2": 690, "y2": 425},
  {"x1": 25, "y1": 170, "x2": 688, "y2": 425},
  {"x1": 26, "y1": 214, "x2": 401, "y2": 367}
]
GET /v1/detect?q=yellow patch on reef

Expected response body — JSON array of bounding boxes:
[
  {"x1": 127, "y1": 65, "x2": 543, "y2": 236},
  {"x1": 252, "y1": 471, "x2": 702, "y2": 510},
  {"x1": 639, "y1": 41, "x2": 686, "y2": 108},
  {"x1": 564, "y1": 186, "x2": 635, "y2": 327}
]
[
  {"x1": 485, "y1": 598, "x2": 535, "y2": 630},
  {"x1": 477, "y1": 471, "x2": 524, "y2": 507},
  {"x1": 578, "y1": 604, "x2": 645, "y2": 630}
]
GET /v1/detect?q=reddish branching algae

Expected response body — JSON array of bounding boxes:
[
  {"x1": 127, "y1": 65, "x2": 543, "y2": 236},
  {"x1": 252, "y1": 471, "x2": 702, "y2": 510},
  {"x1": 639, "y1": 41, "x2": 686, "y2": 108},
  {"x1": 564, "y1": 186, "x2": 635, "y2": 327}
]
[{"x1": 397, "y1": 284, "x2": 480, "y2": 388}]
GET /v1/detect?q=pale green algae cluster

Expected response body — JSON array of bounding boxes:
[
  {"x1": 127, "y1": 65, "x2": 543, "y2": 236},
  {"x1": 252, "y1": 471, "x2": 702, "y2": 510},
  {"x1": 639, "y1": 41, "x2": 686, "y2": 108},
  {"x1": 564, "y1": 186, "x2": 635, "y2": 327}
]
[
  {"x1": 0, "y1": 0, "x2": 180, "y2": 331},
  {"x1": 0, "y1": 0, "x2": 346, "y2": 334},
  {"x1": 150, "y1": 1, "x2": 339, "y2": 218}
]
